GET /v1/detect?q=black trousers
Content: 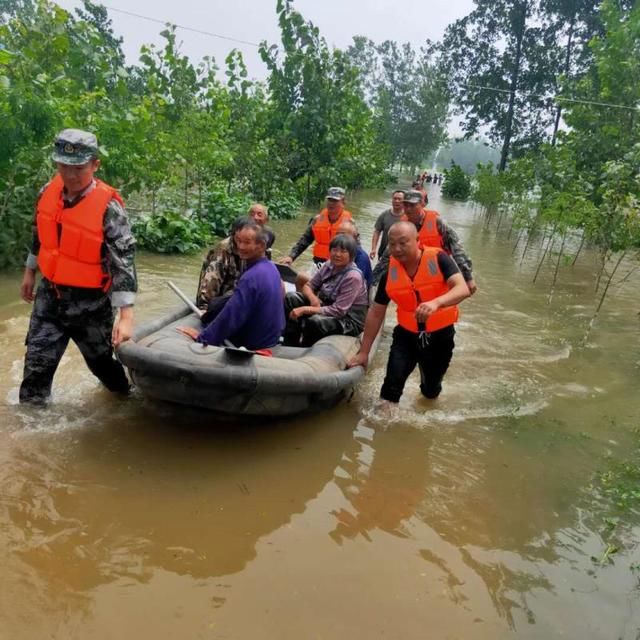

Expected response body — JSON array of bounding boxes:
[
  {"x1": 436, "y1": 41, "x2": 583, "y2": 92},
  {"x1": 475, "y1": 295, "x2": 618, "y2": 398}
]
[
  {"x1": 282, "y1": 292, "x2": 366, "y2": 347},
  {"x1": 20, "y1": 281, "x2": 129, "y2": 404},
  {"x1": 380, "y1": 324, "x2": 455, "y2": 403}
]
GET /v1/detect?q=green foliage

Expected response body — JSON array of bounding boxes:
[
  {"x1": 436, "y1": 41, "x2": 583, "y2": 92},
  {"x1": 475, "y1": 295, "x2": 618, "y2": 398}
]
[
  {"x1": 132, "y1": 210, "x2": 211, "y2": 254},
  {"x1": 441, "y1": 162, "x2": 471, "y2": 200},
  {"x1": 471, "y1": 162, "x2": 504, "y2": 208},
  {"x1": 347, "y1": 37, "x2": 449, "y2": 172},
  {"x1": 440, "y1": 0, "x2": 560, "y2": 170},
  {"x1": 259, "y1": 0, "x2": 390, "y2": 203}
]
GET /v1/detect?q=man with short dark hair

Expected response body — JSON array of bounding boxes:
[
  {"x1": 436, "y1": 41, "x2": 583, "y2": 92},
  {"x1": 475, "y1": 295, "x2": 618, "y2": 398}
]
[
  {"x1": 280, "y1": 187, "x2": 352, "y2": 267},
  {"x1": 348, "y1": 221, "x2": 470, "y2": 405},
  {"x1": 179, "y1": 221, "x2": 284, "y2": 351},
  {"x1": 19, "y1": 129, "x2": 136, "y2": 404},
  {"x1": 370, "y1": 190, "x2": 405, "y2": 259}
]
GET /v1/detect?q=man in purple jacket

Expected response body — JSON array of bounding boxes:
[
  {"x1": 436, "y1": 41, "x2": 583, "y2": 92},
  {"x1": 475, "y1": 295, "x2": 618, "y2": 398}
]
[{"x1": 178, "y1": 221, "x2": 284, "y2": 351}]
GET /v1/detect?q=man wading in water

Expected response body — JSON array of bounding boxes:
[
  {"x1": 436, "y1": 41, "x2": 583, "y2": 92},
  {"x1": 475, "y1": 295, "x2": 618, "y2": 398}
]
[
  {"x1": 348, "y1": 221, "x2": 470, "y2": 408},
  {"x1": 19, "y1": 129, "x2": 136, "y2": 404}
]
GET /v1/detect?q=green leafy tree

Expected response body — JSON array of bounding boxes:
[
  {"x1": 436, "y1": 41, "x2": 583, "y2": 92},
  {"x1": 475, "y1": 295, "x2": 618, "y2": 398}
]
[
  {"x1": 440, "y1": 0, "x2": 559, "y2": 170},
  {"x1": 442, "y1": 162, "x2": 471, "y2": 199}
]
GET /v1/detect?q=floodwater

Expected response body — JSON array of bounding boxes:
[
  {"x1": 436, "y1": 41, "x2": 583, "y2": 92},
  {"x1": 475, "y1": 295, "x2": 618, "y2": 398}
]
[{"x1": 1, "y1": 185, "x2": 639, "y2": 639}]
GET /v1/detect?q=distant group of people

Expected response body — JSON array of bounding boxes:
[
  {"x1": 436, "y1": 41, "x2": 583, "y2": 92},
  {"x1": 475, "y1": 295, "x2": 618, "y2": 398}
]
[
  {"x1": 18, "y1": 127, "x2": 477, "y2": 410},
  {"x1": 417, "y1": 171, "x2": 443, "y2": 186}
]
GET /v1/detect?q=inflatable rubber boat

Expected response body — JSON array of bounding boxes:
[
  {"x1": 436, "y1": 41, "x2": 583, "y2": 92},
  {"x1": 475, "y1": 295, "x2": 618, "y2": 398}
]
[{"x1": 116, "y1": 304, "x2": 376, "y2": 417}]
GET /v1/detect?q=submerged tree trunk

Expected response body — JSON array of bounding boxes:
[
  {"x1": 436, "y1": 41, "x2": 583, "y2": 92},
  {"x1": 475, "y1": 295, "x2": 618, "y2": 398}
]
[
  {"x1": 549, "y1": 230, "x2": 567, "y2": 298},
  {"x1": 594, "y1": 251, "x2": 608, "y2": 293},
  {"x1": 533, "y1": 223, "x2": 557, "y2": 283},
  {"x1": 584, "y1": 251, "x2": 627, "y2": 343},
  {"x1": 572, "y1": 230, "x2": 586, "y2": 265},
  {"x1": 512, "y1": 228, "x2": 524, "y2": 254}
]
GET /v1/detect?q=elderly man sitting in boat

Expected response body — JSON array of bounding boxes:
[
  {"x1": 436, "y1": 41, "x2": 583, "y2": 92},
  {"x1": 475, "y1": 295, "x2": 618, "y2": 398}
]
[
  {"x1": 178, "y1": 220, "x2": 285, "y2": 352},
  {"x1": 282, "y1": 233, "x2": 369, "y2": 347},
  {"x1": 196, "y1": 205, "x2": 276, "y2": 323}
]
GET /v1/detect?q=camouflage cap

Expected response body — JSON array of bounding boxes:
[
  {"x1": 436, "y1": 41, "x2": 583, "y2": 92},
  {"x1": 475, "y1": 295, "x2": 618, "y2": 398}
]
[
  {"x1": 403, "y1": 190, "x2": 423, "y2": 204},
  {"x1": 52, "y1": 129, "x2": 99, "y2": 165},
  {"x1": 326, "y1": 186, "x2": 346, "y2": 200}
]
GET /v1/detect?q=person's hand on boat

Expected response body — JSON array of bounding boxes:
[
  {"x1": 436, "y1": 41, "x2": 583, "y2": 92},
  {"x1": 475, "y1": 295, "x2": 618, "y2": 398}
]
[
  {"x1": 176, "y1": 326, "x2": 200, "y2": 340},
  {"x1": 20, "y1": 268, "x2": 36, "y2": 303},
  {"x1": 347, "y1": 351, "x2": 368, "y2": 370},
  {"x1": 415, "y1": 300, "x2": 440, "y2": 323},
  {"x1": 279, "y1": 256, "x2": 293, "y2": 265},
  {"x1": 466, "y1": 278, "x2": 478, "y2": 295},
  {"x1": 113, "y1": 306, "x2": 134, "y2": 347},
  {"x1": 369, "y1": 251, "x2": 376, "y2": 260}
]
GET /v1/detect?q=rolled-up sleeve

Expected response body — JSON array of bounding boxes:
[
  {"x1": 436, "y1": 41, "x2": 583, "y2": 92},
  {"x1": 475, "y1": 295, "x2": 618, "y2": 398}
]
[
  {"x1": 288, "y1": 217, "x2": 316, "y2": 261},
  {"x1": 438, "y1": 218, "x2": 473, "y2": 281},
  {"x1": 103, "y1": 199, "x2": 137, "y2": 308}
]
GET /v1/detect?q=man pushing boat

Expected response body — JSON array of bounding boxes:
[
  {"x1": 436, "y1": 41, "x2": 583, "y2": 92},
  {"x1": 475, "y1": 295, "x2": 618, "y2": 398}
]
[{"x1": 348, "y1": 221, "x2": 470, "y2": 406}]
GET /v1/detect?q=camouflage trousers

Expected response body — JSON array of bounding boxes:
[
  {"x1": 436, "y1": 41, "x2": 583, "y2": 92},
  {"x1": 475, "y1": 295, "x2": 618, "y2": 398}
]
[{"x1": 19, "y1": 280, "x2": 129, "y2": 404}]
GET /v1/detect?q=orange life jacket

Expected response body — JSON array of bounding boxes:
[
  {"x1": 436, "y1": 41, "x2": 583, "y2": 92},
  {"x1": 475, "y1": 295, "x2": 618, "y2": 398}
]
[
  {"x1": 311, "y1": 208, "x2": 352, "y2": 260},
  {"x1": 385, "y1": 248, "x2": 459, "y2": 333},
  {"x1": 36, "y1": 174, "x2": 123, "y2": 289},
  {"x1": 402, "y1": 211, "x2": 443, "y2": 250}
]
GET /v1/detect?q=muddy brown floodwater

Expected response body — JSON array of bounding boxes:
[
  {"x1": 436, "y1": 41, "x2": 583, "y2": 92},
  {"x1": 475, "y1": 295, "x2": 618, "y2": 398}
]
[{"x1": 1, "y1": 185, "x2": 639, "y2": 639}]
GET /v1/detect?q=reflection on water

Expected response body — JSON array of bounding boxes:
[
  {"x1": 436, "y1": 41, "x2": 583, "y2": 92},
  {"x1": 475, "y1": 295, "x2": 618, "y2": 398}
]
[{"x1": 1, "y1": 184, "x2": 640, "y2": 638}]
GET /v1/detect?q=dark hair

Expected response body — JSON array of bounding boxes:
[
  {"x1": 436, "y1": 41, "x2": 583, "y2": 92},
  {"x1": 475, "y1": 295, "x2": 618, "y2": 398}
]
[
  {"x1": 329, "y1": 233, "x2": 357, "y2": 261},
  {"x1": 234, "y1": 218, "x2": 267, "y2": 245},
  {"x1": 393, "y1": 189, "x2": 406, "y2": 197},
  {"x1": 230, "y1": 215, "x2": 251, "y2": 234}
]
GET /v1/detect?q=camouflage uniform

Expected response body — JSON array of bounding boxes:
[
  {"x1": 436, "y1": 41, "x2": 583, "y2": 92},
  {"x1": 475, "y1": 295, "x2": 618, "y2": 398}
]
[
  {"x1": 20, "y1": 129, "x2": 136, "y2": 404},
  {"x1": 196, "y1": 236, "x2": 245, "y2": 310}
]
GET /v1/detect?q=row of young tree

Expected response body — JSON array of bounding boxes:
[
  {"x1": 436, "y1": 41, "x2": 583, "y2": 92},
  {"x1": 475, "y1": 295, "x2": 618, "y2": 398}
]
[
  {"x1": 0, "y1": 0, "x2": 448, "y2": 266},
  {"x1": 467, "y1": 0, "x2": 640, "y2": 320}
]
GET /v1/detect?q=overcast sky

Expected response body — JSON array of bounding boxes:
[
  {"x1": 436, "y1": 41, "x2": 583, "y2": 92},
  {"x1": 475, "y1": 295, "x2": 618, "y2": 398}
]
[{"x1": 54, "y1": 0, "x2": 475, "y2": 79}]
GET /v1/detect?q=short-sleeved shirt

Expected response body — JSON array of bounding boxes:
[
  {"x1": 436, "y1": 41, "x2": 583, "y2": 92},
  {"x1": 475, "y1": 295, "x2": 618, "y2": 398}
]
[
  {"x1": 374, "y1": 251, "x2": 460, "y2": 306},
  {"x1": 374, "y1": 208, "x2": 404, "y2": 257}
]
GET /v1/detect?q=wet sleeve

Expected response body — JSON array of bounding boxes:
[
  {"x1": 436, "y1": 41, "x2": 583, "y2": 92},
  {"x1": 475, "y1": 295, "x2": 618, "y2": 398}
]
[
  {"x1": 437, "y1": 251, "x2": 460, "y2": 281},
  {"x1": 103, "y1": 199, "x2": 137, "y2": 308},
  {"x1": 25, "y1": 187, "x2": 46, "y2": 269},
  {"x1": 373, "y1": 272, "x2": 390, "y2": 306},
  {"x1": 288, "y1": 218, "x2": 316, "y2": 261},
  {"x1": 438, "y1": 218, "x2": 473, "y2": 281}
]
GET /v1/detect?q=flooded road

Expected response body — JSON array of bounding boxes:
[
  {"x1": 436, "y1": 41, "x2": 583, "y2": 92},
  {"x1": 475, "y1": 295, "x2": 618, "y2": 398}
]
[{"x1": 1, "y1": 185, "x2": 639, "y2": 639}]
